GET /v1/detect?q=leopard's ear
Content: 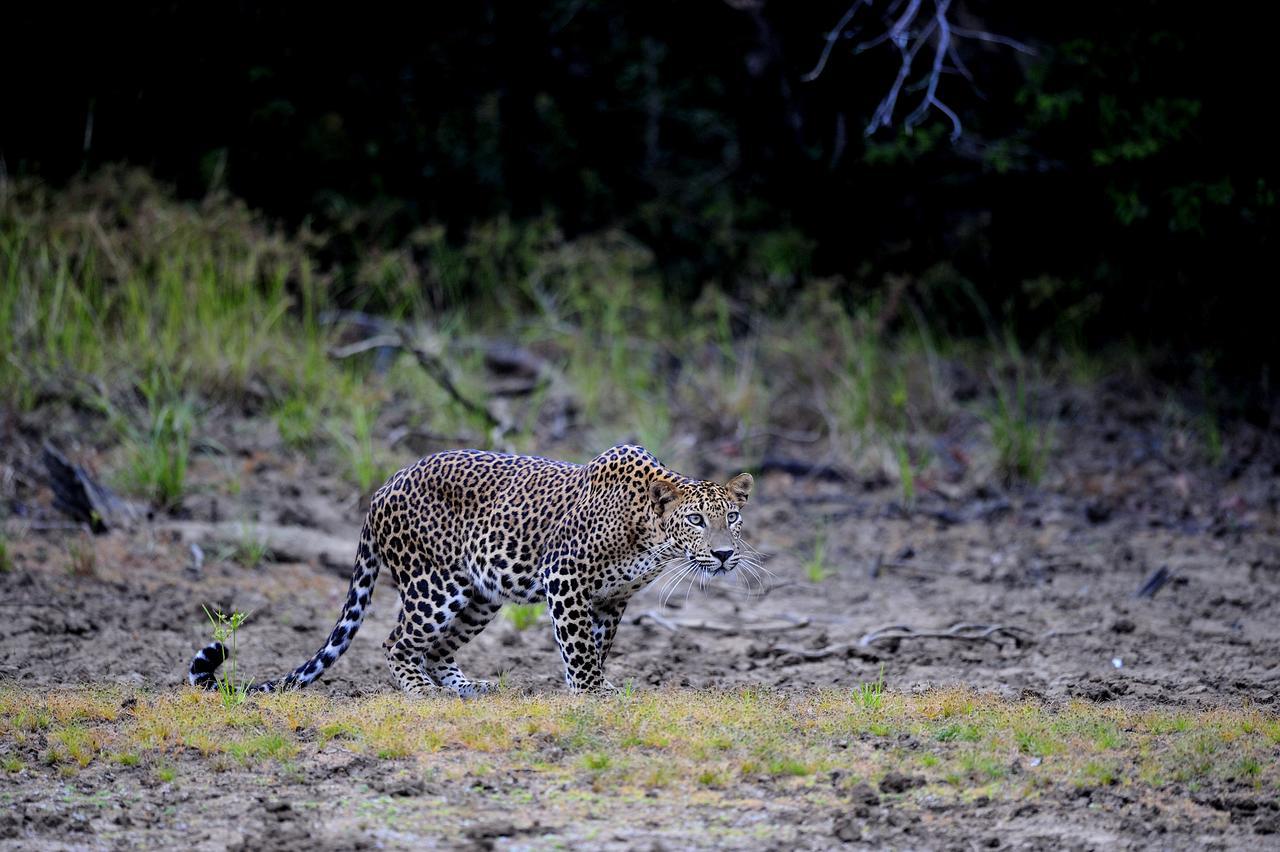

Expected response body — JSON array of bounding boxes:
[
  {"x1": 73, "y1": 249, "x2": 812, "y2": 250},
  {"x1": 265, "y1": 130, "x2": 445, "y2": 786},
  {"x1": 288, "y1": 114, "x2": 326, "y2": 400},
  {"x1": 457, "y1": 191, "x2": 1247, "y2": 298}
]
[
  {"x1": 649, "y1": 478, "x2": 680, "y2": 516},
  {"x1": 725, "y1": 473, "x2": 753, "y2": 504}
]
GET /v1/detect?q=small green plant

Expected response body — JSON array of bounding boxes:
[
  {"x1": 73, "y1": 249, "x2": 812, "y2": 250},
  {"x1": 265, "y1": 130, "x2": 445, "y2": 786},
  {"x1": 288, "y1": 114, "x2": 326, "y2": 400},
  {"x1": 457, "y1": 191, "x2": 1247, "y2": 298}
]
[
  {"x1": 503, "y1": 603, "x2": 542, "y2": 631},
  {"x1": 803, "y1": 532, "x2": 830, "y2": 583},
  {"x1": 155, "y1": 763, "x2": 177, "y2": 783},
  {"x1": 894, "y1": 440, "x2": 915, "y2": 507},
  {"x1": 111, "y1": 751, "x2": 141, "y2": 767},
  {"x1": 2, "y1": 756, "x2": 23, "y2": 773},
  {"x1": 202, "y1": 605, "x2": 252, "y2": 708},
  {"x1": 233, "y1": 523, "x2": 271, "y2": 568},
  {"x1": 0, "y1": 533, "x2": 12, "y2": 573},
  {"x1": 119, "y1": 396, "x2": 196, "y2": 509},
  {"x1": 274, "y1": 396, "x2": 320, "y2": 451},
  {"x1": 855, "y1": 665, "x2": 886, "y2": 710},
  {"x1": 65, "y1": 534, "x2": 97, "y2": 578},
  {"x1": 331, "y1": 401, "x2": 391, "y2": 494},
  {"x1": 987, "y1": 375, "x2": 1050, "y2": 485}
]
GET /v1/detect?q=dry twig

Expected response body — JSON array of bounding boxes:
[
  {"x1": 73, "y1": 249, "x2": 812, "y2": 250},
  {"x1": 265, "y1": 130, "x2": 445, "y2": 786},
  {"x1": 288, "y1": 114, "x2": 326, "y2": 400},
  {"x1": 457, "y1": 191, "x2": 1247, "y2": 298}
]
[
  {"x1": 859, "y1": 622, "x2": 1033, "y2": 647},
  {"x1": 801, "y1": 0, "x2": 1036, "y2": 140},
  {"x1": 632, "y1": 610, "x2": 810, "y2": 634}
]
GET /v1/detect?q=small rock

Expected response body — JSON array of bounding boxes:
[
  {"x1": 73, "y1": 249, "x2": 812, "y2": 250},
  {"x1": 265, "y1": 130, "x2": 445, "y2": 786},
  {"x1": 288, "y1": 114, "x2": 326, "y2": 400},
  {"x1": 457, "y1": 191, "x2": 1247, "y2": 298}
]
[
  {"x1": 849, "y1": 782, "x2": 880, "y2": 808},
  {"x1": 879, "y1": 771, "x2": 925, "y2": 794},
  {"x1": 1085, "y1": 501, "x2": 1112, "y2": 524}
]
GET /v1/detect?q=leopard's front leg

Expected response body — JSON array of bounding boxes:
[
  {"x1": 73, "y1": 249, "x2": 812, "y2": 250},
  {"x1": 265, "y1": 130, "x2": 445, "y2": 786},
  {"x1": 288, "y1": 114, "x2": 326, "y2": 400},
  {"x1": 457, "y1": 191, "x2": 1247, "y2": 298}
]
[
  {"x1": 591, "y1": 601, "x2": 626, "y2": 691},
  {"x1": 544, "y1": 565, "x2": 609, "y2": 693}
]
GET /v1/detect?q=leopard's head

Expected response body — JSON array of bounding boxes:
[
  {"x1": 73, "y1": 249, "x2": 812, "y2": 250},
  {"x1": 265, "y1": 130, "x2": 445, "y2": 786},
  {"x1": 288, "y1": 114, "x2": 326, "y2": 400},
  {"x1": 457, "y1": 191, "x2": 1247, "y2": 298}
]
[{"x1": 648, "y1": 473, "x2": 754, "y2": 578}]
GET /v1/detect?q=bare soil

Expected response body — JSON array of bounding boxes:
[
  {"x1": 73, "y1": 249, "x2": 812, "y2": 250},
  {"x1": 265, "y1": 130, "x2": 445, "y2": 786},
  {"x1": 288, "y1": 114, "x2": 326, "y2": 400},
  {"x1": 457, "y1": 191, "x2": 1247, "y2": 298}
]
[{"x1": 2, "y1": 377, "x2": 1278, "y2": 849}]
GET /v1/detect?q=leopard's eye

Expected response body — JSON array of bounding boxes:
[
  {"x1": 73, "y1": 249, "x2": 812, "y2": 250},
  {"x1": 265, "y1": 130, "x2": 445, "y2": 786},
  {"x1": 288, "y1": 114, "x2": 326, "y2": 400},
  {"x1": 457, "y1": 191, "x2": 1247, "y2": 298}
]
[
  {"x1": 687, "y1": 513, "x2": 705, "y2": 526},
  {"x1": 727, "y1": 511, "x2": 740, "y2": 524}
]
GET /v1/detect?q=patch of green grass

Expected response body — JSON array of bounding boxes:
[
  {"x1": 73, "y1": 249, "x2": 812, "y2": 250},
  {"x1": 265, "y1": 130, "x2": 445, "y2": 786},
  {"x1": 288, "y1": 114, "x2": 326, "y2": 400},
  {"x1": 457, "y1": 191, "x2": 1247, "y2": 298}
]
[
  {"x1": 503, "y1": 603, "x2": 543, "y2": 631},
  {"x1": 47, "y1": 724, "x2": 98, "y2": 768},
  {"x1": 117, "y1": 394, "x2": 196, "y2": 509},
  {"x1": 65, "y1": 534, "x2": 97, "y2": 578},
  {"x1": 1079, "y1": 759, "x2": 1121, "y2": 787},
  {"x1": 854, "y1": 665, "x2": 886, "y2": 711},
  {"x1": 232, "y1": 523, "x2": 271, "y2": 569},
  {"x1": 274, "y1": 396, "x2": 321, "y2": 451},
  {"x1": 803, "y1": 532, "x2": 831, "y2": 583},
  {"x1": 765, "y1": 757, "x2": 812, "y2": 777},
  {"x1": 0, "y1": 534, "x2": 11, "y2": 573},
  {"x1": 987, "y1": 373, "x2": 1050, "y2": 486},
  {"x1": 110, "y1": 751, "x2": 141, "y2": 767},
  {"x1": 331, "y1": 400, "x2": 394, "y2": 494},
  {"x1": 2, "y1": 756, "x2": 23, "y2": 773},
  {"x1": 893, "y1": 439, "x2": 916, "y2": 506},
  {"x1": 155, "y1": 764, "x2": 177, "y2": 783},
  {"x1": 2, "y1": 685, "x2": 1277, "y2": 814},
  {"x1": 935, "y1": 722, "x2": 983, "y2": 743},
  {"x1": 227, "y1": 732, "x2": 295, "y2": 764}
]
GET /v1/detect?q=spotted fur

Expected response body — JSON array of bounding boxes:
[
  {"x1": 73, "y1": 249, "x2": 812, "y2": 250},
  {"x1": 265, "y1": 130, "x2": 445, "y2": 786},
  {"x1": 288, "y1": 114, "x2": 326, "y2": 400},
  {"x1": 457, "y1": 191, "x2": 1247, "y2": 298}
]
[{"x1": 188, "y1": 444, "x2": 753, "y2": 695}]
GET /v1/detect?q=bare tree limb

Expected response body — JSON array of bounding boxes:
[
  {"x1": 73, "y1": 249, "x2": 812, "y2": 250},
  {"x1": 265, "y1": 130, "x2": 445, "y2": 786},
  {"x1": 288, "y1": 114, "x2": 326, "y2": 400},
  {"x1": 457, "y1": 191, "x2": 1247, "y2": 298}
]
[
  {"x1": 801, "y1": 0, "x2": 870, "y2": 82},
  {"x1": 632, "y1": 610, "x2": 810, "y2": 634},
  {"x1": 859, "y1": 622, "x2": 1034, "y2": 647},
  {"x1": 396, "y1": 328, "x2": 503, "y2": 430},
  {"x1": 803, "y1": 0, "x2": 1036, "y2": 140}
]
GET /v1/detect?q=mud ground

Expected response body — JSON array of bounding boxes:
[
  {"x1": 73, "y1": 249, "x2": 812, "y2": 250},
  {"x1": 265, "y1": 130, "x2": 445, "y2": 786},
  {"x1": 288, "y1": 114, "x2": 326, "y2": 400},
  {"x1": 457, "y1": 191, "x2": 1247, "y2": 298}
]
[{"x1": 2, "y1": 377, "x2": 1278, "y2": 849}]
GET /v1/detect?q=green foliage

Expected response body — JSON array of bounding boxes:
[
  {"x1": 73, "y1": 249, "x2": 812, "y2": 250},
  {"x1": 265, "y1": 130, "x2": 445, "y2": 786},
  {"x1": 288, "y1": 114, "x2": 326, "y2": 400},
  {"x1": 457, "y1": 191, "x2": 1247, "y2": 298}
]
[
  {"x1": 987, "y1": 374, "x2": 1050, "y2": 486},
  {"x1": 503, "y1": 604, "x2": 542, "y2": 632},
  {"x1": 803, "y1": 533, "x2": 830, "y2": 584},
  {"x1": 202, "y1": 606, "x2": 252, "y2": 709},
  {"x1": 232, "y1": 524, "x2": 271, "y2": 569},
  {"x1": 330, "y1": 401, "x2": 393, "y2": 495},
  {"x1": 117, "y1": 392, "x2": 196, "y2": 510},
  {"x1": 854, "y1": 666, "x2": 886, "y2": 711}
]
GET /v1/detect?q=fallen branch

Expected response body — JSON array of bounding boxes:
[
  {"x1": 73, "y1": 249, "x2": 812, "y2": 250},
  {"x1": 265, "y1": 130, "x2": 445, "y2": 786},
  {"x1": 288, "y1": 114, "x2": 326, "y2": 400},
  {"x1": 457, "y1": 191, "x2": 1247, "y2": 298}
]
[
  {"x1": 632, "y1": 610, "x2": 810, "y2": 634},
  {"x1": 859, "y1": 622, "x2": 1033, "y2": 648},
  {"x1": 771, "y1": 641, "x2": 886, "y2": 662},
  {"x1": 397, "y1": 328, "x2": 504, "y2": 430},
  {"x1": 775, "y1": 622, "x2": 1096, "y2": 662},
  {"x1": 330, "y1": 329, "x2": 504, "y2": 431}
]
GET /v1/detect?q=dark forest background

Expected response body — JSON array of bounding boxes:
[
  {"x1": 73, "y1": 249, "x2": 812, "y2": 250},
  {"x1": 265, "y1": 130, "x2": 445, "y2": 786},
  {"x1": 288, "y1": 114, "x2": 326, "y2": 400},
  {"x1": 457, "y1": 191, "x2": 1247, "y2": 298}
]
[{"x1": 4, "y1": 1, "x2": 1275, "y2": 389}]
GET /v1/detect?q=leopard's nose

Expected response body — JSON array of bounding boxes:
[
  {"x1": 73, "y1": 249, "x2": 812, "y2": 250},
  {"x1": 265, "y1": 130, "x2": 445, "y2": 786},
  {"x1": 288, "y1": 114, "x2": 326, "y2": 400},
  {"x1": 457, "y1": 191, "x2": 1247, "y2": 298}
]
[{"x1": 711, "y1": 548, "x2": 734, "y2": 566}]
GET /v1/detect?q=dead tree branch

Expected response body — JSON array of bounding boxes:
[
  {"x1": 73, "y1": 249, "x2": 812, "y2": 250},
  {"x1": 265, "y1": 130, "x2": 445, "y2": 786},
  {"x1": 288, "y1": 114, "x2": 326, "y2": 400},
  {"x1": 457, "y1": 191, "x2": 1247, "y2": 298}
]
[
  {"x1": 859, "y1": 622, "x2": 1033, "y2": 647},
  {"x1": 395, "y1": 328, "x2": 503, "y2": 430},
  {"x1": 802, "y1": 0, "x2": 1036, "y2": 140},
  {"x1": 328, "y1": 327, "x2": 504, "y2": 432},
  {"x1": 632, "y1": 610, "x2": 810, "y2": 634}
]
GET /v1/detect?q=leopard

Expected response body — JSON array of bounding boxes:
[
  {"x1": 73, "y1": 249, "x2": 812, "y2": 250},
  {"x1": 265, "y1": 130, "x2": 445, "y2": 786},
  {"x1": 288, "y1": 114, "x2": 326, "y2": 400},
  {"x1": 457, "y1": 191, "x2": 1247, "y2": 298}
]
[{"x1": 188, "y1": 444, "x2": 754, "y2": 696}]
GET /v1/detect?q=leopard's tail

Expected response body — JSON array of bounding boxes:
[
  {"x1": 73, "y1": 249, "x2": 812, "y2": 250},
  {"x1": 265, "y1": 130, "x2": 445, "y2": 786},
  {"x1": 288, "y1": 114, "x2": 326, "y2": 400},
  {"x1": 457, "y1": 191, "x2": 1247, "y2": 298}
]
[{"x1": 188, "y1": 519, "x2": 382, "y2": 693}]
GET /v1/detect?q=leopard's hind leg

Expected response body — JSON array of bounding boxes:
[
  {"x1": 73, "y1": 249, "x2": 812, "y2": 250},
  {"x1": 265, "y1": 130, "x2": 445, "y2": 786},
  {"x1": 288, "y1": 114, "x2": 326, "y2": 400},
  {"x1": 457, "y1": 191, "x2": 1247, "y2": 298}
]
[
  {"x1": 421, "y1": 596, "x2": 502, "y2": 698},
  {"x1": 383, "y1": 606, "x2": 442, "y2": 696},
  {"x1": 384, "y1": 570, "x2": 499, "y2": 698}
]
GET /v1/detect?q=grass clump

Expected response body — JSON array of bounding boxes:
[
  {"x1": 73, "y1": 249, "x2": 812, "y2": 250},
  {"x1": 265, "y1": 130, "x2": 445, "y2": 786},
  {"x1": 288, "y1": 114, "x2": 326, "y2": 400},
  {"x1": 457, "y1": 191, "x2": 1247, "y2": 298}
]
[
  {"x1": 331, "y1": 400, "x2": 395, "y2": 494},
  {"x1": 116, "y1": 392, "x2": 196, "y2": 509},
  {"x1": 854, "y1": 665, "x2": 886, "y2": 711},
  {"x1": 987, "y1": 373, "x2": 1050, "y2": 485},
  {"x1": 503, "y1": 603, "x2": 543, "y2": 631},
  {"x1": 803, "y1": 532, "x2": 831, "y2": 583}
]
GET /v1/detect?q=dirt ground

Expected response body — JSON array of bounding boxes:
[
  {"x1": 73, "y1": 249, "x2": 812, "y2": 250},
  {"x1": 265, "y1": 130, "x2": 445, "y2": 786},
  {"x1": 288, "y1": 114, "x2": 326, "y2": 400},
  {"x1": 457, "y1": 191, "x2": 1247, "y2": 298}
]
[{"x1": 2, "y1": 377, "x2": 1278, "y2": 849}]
